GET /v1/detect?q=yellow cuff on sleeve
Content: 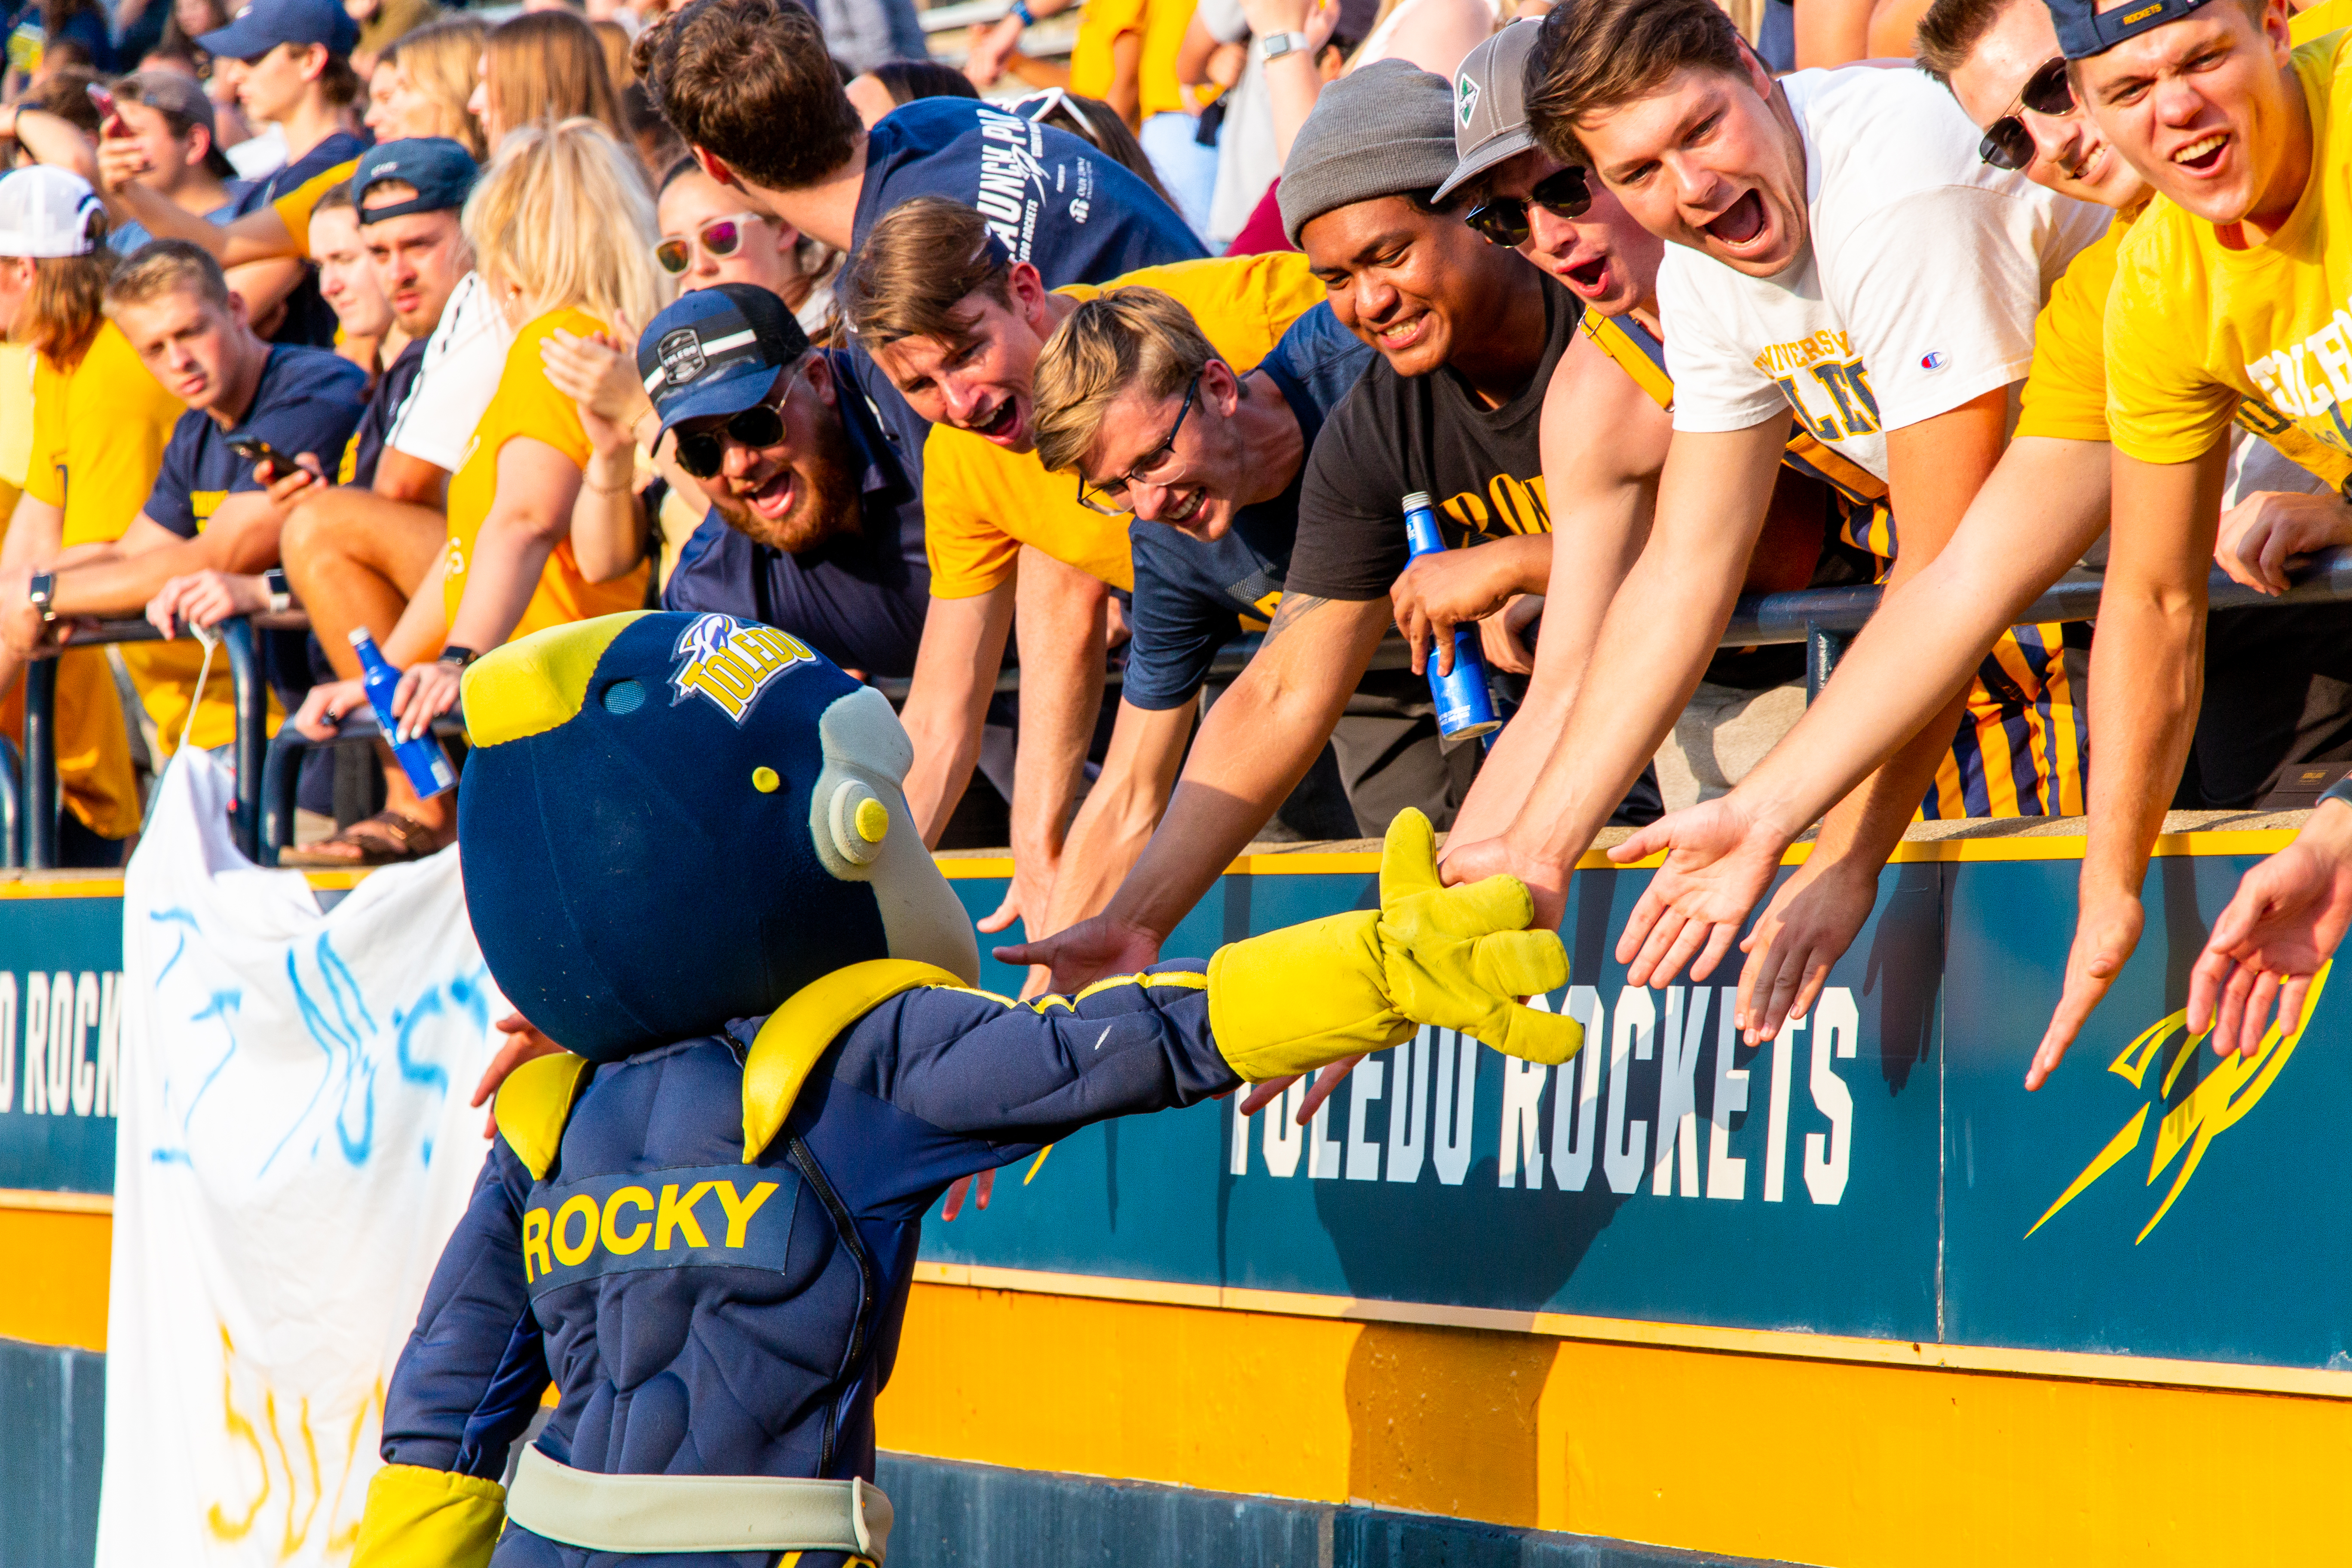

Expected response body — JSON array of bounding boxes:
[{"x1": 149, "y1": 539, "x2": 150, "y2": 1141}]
[{"x1": 350, "y1": 1463, "x2": 507, "y2": 1568}]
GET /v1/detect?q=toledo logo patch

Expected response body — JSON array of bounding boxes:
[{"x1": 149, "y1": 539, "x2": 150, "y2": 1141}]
[{"x1": 669, "y1": 613, "x2": 816, "y2": 724}]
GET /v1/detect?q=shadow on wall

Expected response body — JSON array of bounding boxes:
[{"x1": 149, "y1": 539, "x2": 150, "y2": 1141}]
[{"x1": 1343, "y1": 1321, "x2": 1556, "y2": 1526}]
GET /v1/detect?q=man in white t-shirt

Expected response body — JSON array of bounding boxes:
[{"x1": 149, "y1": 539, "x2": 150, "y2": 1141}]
[
  {"x1": 276, "y1": 140, "x2": 505, "y2": 866},
  {"x1": 1440, "y1": 0, "x2": 2108, "y2": 948}
]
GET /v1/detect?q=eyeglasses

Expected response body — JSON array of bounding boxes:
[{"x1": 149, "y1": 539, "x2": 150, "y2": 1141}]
[
  {"x1": 672, "y1": 372, "x2": 793, "y2": 479},
  {"x1": 1464, "y1": 165, "x2": 1593, "y2": 247},
  {"x1": 1978, "y1": 57, "x2": 2073, "y2": 172},
  {"x1": 1076, "y1": 371, "x2": 1200, "y2": 515},
  {"x1": 652, "y1": 211, "x2": 766, "y2": 276}
]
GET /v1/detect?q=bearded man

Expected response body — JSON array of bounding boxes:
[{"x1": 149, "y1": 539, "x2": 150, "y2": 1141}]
[{"x1": 649, "y1": 284, "x2": 927, "y2": 682}]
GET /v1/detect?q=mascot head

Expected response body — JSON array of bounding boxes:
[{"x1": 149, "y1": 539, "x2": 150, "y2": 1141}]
[{"x1": 454, "y1": 611, "x2": 979, "y2": 1062}]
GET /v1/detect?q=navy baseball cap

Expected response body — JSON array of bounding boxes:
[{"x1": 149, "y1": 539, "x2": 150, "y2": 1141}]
[
  {"x1": 352, "y1": 139, "x2": 478, "y2": 222},
  {"x1": 2046, "y1": 0, "x2": 2220, "y2": 59},
  {"x1": 199, "y1": 0, "x2": 358, "y2": 61},
  {"x1": 638, "y1": 284, "x2": 812, "y2": 438}
]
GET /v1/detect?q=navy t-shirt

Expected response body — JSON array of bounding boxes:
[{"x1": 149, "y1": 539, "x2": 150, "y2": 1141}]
[
  {"x1": 662, "y1": 349, "x2": 929, "y2": 679},
  {"x1": 844, "y1": 97, "x2": 1207, "y2": 481},
  {"x1": 262, "y1": 129, "x2": 371, "y2": 349},
  {"x1": 146, "y1": 343, "x2": 369, "y2": 537},
  {"x1": 1123, "y1": 304, "x2": 1374, "y2": 711},
  {"x1": 344, "y1": 337, "x2": 427, "y2": 491}
]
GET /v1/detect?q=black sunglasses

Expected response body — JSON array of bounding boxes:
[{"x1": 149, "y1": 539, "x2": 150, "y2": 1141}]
[
  {"x1": 1978, "y1": 57, "x2": 2074, "y2": 172},
  {"x1": 673, "y1": 374, "x2": 792, "y2": 479},
  {"x1": 1464, "y1": 164, "x2": 1594, "y2": 247}
]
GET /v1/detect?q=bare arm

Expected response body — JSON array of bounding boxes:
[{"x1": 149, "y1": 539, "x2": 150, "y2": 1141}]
[
  {"x1": 47, "y1": 502, "x2": 287, "y2": 616},
  {"x1": 567, "y1": 442, "x2": 644, "y2": 585},
  {"x1": 1448, "y1": 417, "x2": 1793, "y2": 925},
  {"x1": 1043, "y1": 696, "x2": 1196, "y2": 934},
  {"x1": 1605, "y1": 432, "x2": 2113, "y2": 1023},
  {"x1": 1645, "y1": 388, "x2": 2010, "y2": 1024},
  {"x1": 443, "y1": 439, "x2": 583, "y2": 652},
  {"x1": 981, "y1": 548, "x2": 1111, "y2": 947},
  {"x1": 1102, "y1": 594, "x2": 1389, "y2": 947},
  {"x1": 900, "y1": 582, "x2": 1017, "y2": 846},
  {"x1": 1794, "y1": 0, "x2": 1875, "y2": 67},
  {"x1": 1444, "y1": 340, "x2": 1668, "y2": 845},
  {"x1": 373, "y1": 448, "x2": 451, "y2": 510},
  {"x1": 2027, "y1": 443, "x2": 2226, "y2": 1088}
]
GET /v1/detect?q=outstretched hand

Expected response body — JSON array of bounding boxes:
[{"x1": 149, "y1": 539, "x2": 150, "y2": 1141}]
[
  {"x1": 1732, "y1": 856, "x2": 1876, "y2": 1044},
  {"x1": 1438, "y1": 832, "x2": 1566, "y2": 934},
  {"x1": 1608, "y1": 795, "x2": 1789, "y2": 989},
  {"x1": 2027, "y1": 892, "x2": 2144, "y2": 1090},
  {"x1": 2188, "y1": 804, "x2": 2352, "y2": 1057},
  {"x1": 993, "y1": 911, "x2": 1164, "y2": 997}
]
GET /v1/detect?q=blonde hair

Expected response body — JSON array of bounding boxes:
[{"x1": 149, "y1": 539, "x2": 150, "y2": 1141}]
[
  {"x1": 463, "y1": 116, "x2": 668, "y2": 332},
  {"x1": 484, "y1": 11, "x2": 630, "y2": 153},
  {"x1": 1032, "y1": 286, "x2": 1214, "y2": 477},
  {"x1": 386, "y1": 16, "x2": 490, "y2": 160}
]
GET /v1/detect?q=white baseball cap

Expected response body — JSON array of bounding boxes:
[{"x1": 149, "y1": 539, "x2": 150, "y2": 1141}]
[{"x1": 0, "y1": 166, "x2": 103, "y2": 259}]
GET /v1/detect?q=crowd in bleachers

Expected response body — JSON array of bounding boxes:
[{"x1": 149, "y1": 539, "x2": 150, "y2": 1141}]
[{"x1": 0, "y1": 0, "x2": 2346, "y2": 1107}]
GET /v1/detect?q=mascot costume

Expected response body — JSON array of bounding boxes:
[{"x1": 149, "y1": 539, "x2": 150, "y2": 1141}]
[{"x1": 348, "y1": 609, "x2": 1580, "y2": 1567}]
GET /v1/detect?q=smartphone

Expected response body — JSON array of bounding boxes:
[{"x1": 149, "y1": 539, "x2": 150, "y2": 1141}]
[
  {"x1": 227, "y1": 435, "x2": 289, "y2": 473},
  {"x1": 84, "y1": 82, "x2": 124, "y2": 138}
]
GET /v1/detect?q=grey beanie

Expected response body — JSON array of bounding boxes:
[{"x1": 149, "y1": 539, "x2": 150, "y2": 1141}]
[{"x1": 1278, "y1": 58, "x2": 1461, "y2": 247}]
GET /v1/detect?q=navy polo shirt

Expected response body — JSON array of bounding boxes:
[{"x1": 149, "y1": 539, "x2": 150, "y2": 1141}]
[
  {"x1": 146, "y1": 343, "x2": 370, "y2": 537},
  {"x1": 1123, "y1": 305, "x2": 1375, "y2": 711},
  {"x1": 844, "y1": 97, "x2": 1208, "y2": 481},
  {"x1": 662, "y1": 349, "x2": 929, "y2": 679}
]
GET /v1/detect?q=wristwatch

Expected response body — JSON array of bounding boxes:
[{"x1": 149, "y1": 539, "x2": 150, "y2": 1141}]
[
  {"x1": 263, "y1": 566, "x2": 292, "y2": 616},
  {"x1": 438, "y1": 645, "x2": 478, "y2": 669},
  {"x1": 1009, "y1": 0, "x2": 1036, "y2": 24},
  {"x1": 1258, "y1": 29, "x2": 1311, "y2": 59},
  {"x1": 27, "y1": 570, "x2": 55, "y2": 623}
]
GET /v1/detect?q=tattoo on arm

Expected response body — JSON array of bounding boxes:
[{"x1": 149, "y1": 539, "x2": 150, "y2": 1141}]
[{"x1": 1262, "y1": 591, "x2": 1330, "y2": 646}]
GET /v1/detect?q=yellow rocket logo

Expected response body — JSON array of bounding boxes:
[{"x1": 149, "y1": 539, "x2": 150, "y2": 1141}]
[
  {"x1": 2028, "y1": 962, "x2": 2331, "y2": 1244},
  {"x1": 668, "y1": 614, "x2": 815, "y2": 724}
]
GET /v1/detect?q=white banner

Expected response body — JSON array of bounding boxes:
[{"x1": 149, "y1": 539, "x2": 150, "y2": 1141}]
[{"x1": 94, "y1": 753, "x2": 502, "y2": 1566}]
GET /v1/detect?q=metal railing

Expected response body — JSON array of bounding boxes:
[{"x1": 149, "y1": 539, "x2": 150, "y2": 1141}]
[
  {"x1": 17, "y1": 617, "x2": 268, "y2": 870},
  {"x1": 16, "y1": 548, "x2": 2352, "y2": 871}
]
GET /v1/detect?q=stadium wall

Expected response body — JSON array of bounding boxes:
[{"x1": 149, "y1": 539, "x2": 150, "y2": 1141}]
[{"x1": 3, "y1": 818, "x2": 2348, "y2": 1567}]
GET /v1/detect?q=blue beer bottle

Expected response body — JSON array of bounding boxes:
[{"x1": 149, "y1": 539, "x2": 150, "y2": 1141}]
[
  {"x1": 1401, "y1": 491, "x2": 1501, "y2": 740},
  {"x1": 349, "y1": 628, "x2": 457, "y2": 797}
]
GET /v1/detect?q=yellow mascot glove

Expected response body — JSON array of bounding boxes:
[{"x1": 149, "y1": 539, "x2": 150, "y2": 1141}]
[
  {"x1": 349, "y1": 1463, "x2": 507, "y2": 1568},
  {"x1": 1206, "y1": 808, "x2": 1581, "y2": 1080}
]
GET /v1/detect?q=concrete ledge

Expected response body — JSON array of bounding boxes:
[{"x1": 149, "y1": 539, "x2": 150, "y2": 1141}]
[{"x1": 874, "y1": 1451, "x2": 1814, "y2": 1568}]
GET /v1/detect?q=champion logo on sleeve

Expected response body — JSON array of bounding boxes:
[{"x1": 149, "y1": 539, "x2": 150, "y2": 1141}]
[{"x1": 1920, "y1": 351, "x2": 1948, "y2": 371}]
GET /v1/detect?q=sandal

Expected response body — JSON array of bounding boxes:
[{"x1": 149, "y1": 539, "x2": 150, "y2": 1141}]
[{"x1": 280, "y1": 810, "x2": 446, "y2": 867}]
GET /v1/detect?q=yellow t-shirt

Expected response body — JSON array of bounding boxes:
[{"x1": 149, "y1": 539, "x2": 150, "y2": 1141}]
[
  {"x1": 29, "y1": 324, "x2": 238, "y2": 772},
  {"x1": 442, "y1": 308, "x2": 652, "y2": 636},
  {"x1": 2105, "y1": 31, "x2": 2352, "y2": 481},
  {"x1": 1068, "y1": 0, "x2": 1140, "y2": 101},
  {"x1": 1137, "y1": 0, "x2": 1202, "y2": 119},
  {"x1": 922, "y1": 252, "x2": 1324, "y2": 598},
  {"x1": 2017, "y1": 196, "x2": 2351, "y2": 485},
  {"x1": 272, "y1": 158, "x2": 362, "y2": 259}
]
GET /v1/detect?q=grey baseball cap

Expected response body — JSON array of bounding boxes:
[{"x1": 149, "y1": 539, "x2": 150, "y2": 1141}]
[{"x1": 1433, "y1": 18, "x2": 1549, "y2": 206}]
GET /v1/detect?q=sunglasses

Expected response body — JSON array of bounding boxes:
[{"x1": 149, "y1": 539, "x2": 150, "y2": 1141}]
[
  {"x1": 1464, "y1": 165, "x2": 1593, "y2": 247},
  {"x1": 652, "y1": 211, "x2": 765, "y2": 276},
  {"x1": 673, "y1": 373, "x2": 793, "y2": 479},
  {"x1": 1076, "y1": 371, "x2": 1200, "y2": 515},
  {"x1": 1978, "y1": 57, "x2": 2074, "y2": 172}
]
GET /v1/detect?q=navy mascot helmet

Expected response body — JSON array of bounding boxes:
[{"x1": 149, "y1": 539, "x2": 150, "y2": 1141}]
[{"x1": 455, "y1": 611, "x2": 979, "y2": 1062}]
